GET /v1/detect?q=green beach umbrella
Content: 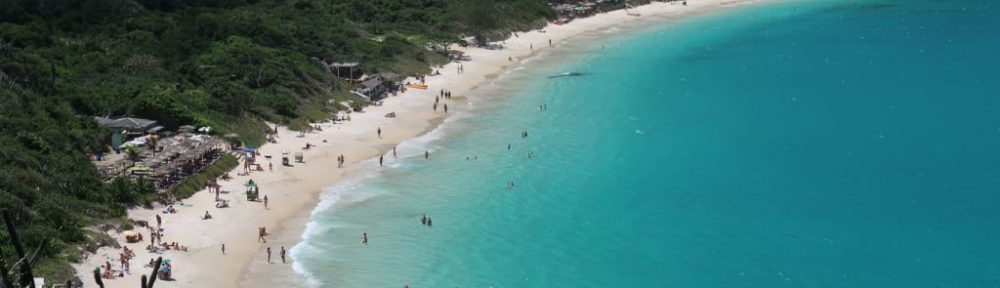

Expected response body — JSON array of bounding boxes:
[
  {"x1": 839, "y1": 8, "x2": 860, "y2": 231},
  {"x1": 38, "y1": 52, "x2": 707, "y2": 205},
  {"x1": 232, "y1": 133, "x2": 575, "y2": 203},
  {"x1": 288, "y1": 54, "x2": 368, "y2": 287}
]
[{"x1": 129, "y1": 164, "x2": 151, "y2": 172}]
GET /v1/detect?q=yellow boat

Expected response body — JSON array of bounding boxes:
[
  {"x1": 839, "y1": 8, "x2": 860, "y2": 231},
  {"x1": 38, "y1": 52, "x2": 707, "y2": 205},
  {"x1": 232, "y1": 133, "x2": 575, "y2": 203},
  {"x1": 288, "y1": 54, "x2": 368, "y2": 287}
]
[{"x1": 406, "y1": 83, "x2": 428, "y2": 89}]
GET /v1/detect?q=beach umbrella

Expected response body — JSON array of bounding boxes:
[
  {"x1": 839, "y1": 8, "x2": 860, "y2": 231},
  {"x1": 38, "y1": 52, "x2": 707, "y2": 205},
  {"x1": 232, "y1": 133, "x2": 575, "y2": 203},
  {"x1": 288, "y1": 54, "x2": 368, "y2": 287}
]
[
  {"x1": 178, "y1": 125, "x2": 195, "y2": 133},
  {"x1": 129, "y1": 164, "x2": 152, "y2": 173}
]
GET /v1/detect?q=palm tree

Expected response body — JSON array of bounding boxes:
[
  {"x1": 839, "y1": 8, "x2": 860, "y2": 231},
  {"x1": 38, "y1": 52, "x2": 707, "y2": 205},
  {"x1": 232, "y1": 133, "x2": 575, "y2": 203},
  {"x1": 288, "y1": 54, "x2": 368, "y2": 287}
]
[
  {"x1": 126, "y1": 146, "x2": 141, "y2": 165},
  {"x1": 147, "y1": 136, "x2": 158, "y2": 157}
]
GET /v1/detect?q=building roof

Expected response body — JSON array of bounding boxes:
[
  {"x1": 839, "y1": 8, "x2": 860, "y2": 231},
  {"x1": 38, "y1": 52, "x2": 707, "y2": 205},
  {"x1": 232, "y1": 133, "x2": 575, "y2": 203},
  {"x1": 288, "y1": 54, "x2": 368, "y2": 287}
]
[
  {"x1": 330, "y1": 62, "x2": 360, "y2": 68},
  {"x1": 356, "y1": 78, "x2": 383, "y2": 90},
  {"x1": 95, "y1": 116, "x2": 158, "y2": 130},
  {"x1": 375, "y1": 72, "x2": 401, "y2": 82},
  {"x1": 94, "y1": 116, "x2": 115, "y2": 126}
]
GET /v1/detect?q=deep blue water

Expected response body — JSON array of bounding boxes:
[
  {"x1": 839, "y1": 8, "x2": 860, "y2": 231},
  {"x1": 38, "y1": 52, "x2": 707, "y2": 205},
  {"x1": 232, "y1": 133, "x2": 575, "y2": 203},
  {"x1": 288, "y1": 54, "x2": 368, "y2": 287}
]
[{"x1": 293, "y1": 1, "x2": 1000, "y2": 287}]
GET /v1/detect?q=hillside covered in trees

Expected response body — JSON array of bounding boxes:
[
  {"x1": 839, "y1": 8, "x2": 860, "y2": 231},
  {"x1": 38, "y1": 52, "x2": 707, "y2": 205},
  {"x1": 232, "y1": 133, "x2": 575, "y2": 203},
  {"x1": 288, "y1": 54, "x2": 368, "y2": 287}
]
[{"x1": 0, "y1": 0, "x2": 555, "y2": 282}]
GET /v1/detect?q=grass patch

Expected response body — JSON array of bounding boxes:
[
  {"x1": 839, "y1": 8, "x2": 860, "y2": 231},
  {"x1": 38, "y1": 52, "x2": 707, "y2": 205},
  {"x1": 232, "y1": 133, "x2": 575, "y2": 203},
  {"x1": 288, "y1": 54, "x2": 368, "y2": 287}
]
[
  {"x1": 34, "y1": 257, "x2": 79, "y2": 286},
  {"x1": 170, "y1": 153, "x2": 239, "y2": 199}
]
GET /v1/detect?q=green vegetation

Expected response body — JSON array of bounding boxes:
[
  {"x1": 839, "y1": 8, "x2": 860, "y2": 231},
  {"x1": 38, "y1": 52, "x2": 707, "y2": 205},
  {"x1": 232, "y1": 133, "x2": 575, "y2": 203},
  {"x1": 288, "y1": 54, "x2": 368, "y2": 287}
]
[
  {"x1": 1, "y1": 0, "x2": 555, "y2": 283},
  {"x1": 171, "y1": 153, "x2": 238, "y2": 199}
]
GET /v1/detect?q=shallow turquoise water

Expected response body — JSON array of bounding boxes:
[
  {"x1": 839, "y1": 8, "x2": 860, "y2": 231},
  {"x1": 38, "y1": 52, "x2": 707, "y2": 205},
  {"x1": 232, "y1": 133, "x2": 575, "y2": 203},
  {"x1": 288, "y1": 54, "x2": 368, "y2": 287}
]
[{"x1": 293, "y1": 1, "x2": 1000, "y2": 287}]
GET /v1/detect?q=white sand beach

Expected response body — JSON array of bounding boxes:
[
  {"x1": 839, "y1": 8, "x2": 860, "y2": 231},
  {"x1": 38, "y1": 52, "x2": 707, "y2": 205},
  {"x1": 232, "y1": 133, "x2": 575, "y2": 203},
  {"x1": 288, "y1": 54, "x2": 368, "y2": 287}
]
[{"x1": 73, "y1": 1, "x2": 768, "y2": 287}]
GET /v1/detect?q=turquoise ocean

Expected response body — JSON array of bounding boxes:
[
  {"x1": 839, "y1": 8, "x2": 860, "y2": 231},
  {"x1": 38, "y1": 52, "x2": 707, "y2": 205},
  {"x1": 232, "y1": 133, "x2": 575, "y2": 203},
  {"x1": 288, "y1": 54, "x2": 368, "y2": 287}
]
[{"x1": 292, "y1": 1, "x2": 1000, "y2": 287}]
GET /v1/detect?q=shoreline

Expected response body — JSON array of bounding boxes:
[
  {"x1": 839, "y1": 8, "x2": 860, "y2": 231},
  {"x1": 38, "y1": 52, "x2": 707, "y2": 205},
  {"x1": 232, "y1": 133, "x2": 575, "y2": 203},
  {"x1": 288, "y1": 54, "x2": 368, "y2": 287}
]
[{"x1": 73, "y1": 1, "x2": 771, "y2": 287}]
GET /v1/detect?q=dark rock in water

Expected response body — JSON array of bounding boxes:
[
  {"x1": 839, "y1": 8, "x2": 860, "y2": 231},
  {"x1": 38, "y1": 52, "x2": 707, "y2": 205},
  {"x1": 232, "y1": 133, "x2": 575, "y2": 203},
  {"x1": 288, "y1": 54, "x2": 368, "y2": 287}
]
[{"x1": 548, "y1": 72, "x2": 585, "y2": 79}]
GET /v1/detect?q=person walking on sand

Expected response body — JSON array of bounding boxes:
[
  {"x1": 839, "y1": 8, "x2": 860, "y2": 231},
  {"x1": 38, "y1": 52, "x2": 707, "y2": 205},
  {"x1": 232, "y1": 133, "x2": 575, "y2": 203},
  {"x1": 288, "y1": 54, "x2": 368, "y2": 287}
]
[
  {"x1": 280, "y1": 246, "x2": 286, "y2": 263},
  {"x1": 362, "y1": 233, "x2": 368, "y2": 245},
  {"x1": 379, "y1": 154, "x2": 384, "y2": 167},
  {"x1": 269, "y1": 162, "x2": 272, "y2": 172},
  {"x1": 221, "y1": 243, "x2": 225, "y2": 255},
  {"x1": 444, "y1": 104, "x2": 448, "y2": 113},
  {"x1": 263, "y1": 195, "x2": 269, "y2": 209},
  {"x1": 433, "y1": 102, "x2": 438, "y2": 112},
  {"x1": 377, "y1": 127, "x2": 382, "y2": 139},
  {"x1": 549, "y1": 39, "x2": 552, "y2": 47},
  {"x1": 266, "y1": 247, "x2": 272, "y2": 263}
]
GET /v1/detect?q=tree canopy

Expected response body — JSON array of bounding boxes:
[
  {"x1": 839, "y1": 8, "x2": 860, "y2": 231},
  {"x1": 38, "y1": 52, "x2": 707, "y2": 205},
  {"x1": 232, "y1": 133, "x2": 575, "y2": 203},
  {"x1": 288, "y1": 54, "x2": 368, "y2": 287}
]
[{"x1": 1, "y1": 0, "x2": 555, "y2": 282}]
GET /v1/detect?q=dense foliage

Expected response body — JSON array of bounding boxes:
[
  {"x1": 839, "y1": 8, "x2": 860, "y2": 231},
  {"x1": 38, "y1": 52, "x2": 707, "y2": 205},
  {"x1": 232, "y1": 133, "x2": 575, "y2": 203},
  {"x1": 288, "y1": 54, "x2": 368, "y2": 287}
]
[{"x1": 1, "y1": 0, "x2": 554, "y2": 282}]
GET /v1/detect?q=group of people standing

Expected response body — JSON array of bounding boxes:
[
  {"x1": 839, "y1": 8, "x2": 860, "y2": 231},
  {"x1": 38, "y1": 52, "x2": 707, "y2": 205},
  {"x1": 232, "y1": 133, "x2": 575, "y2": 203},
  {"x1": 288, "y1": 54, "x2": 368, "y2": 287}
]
[
  {"x1": 434, "y1": 90, "x2": 453, "y2": 113},
  {"x1": 264, "y1": 246, "x2": 287, "y2": 264},
  {"x1": 420, "y1": 214, "x2": 434, "y2": 227},
  {"x1": 117, "y1": 246, "x2": 135, "y2": 275},
  {"x1": 439, "y1": 89, "x2": 453, "y2": 99}
]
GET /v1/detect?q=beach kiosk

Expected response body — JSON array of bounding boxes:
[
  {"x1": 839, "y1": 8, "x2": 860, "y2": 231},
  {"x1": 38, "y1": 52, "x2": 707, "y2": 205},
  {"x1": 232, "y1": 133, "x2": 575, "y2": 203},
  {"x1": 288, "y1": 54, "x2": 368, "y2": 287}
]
[{"x1": 245, "y1": 181, "x2": 258, "y2": 201}]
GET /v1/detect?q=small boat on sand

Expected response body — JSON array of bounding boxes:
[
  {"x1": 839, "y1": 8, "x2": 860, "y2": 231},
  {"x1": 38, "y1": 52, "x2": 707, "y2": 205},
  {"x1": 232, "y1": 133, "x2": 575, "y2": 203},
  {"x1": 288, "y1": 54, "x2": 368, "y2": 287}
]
[{"x1": 406, "y1": 83, "x2": 428, "y2": 89}]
